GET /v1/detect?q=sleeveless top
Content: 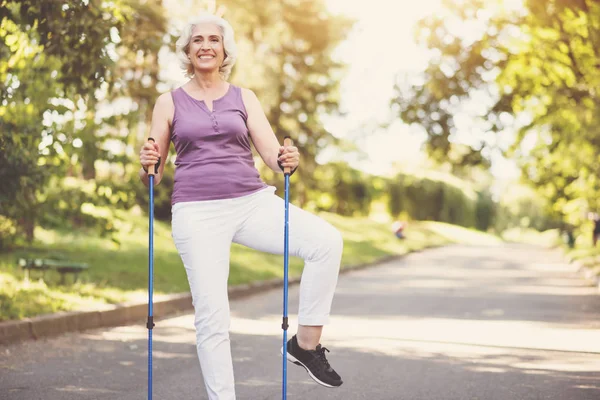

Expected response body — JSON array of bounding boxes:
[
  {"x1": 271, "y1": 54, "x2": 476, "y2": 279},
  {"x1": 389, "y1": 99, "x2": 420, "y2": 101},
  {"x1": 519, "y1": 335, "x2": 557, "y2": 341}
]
[{"x1": 170, "y1": 84, "x2": 267, "y2": 205}]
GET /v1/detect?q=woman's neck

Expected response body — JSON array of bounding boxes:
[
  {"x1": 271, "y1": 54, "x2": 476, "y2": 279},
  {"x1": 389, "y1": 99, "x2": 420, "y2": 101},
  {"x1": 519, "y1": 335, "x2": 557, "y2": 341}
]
[{"x1": 190, "y1": 71, "x2": 225, "y2": 91}]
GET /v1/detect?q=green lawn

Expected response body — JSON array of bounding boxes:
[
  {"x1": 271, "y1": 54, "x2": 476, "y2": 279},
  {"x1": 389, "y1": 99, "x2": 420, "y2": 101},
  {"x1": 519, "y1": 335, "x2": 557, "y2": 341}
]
[
  {"x1": 0, "y1": 211, "x2": 500, "y2": 321},
  {"x1": 501, "y1": 227, "x2": 562, "y2": 247},
  {"x1": 565, "y1": 245, "x2": 600, "y2": 278}
]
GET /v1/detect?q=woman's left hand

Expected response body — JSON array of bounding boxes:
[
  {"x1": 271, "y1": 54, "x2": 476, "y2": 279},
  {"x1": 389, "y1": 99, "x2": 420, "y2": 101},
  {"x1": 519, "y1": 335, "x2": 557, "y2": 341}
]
[{"x1": 278, "y1": 145, "x2": 300, "y2": 172}]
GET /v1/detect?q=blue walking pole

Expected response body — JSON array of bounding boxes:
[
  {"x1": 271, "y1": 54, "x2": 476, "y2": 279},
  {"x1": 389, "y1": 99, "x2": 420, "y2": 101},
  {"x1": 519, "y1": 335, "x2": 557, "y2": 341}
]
[
  {"x1": 282, "y1": 136, "x2": 293, "y2": 400},
  {"x1": 145, "y1": 137, "x2": 159, "y2": 400}
]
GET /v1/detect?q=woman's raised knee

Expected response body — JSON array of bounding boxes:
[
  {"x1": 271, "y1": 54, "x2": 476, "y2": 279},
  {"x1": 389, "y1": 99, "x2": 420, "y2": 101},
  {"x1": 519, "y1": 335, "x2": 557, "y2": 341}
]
[{"x1": 309, "y1": 224, "x2": 343, "y2": 262}]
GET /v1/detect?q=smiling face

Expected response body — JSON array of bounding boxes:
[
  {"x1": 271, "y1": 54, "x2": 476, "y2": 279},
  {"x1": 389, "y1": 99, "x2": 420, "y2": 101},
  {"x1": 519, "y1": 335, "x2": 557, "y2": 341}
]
[{"x1": 187, "y1": 23, "x2": 225, "y2": 75}]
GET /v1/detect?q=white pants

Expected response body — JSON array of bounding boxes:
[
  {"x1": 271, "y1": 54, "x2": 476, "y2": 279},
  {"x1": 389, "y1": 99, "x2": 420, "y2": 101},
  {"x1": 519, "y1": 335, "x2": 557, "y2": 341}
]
[{"x1": 171, "y1": 186, "x2": 343, "y2": 400}]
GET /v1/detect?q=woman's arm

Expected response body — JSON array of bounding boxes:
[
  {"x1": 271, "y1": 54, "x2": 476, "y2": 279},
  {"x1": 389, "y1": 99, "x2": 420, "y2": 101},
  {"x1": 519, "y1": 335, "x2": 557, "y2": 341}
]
[
  {"x1": 139, "y1": 92, "x2": 174, "y2": 187},
  {"x1": 241, "y1": 88, "x2": 299, "y2": 173}
]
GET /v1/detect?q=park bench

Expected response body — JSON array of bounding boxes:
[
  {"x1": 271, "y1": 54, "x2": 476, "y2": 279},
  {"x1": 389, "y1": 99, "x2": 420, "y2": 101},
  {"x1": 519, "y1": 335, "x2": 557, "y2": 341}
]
[{"x1": 18, "y1": 258, "x2": 89, "y2": 284}]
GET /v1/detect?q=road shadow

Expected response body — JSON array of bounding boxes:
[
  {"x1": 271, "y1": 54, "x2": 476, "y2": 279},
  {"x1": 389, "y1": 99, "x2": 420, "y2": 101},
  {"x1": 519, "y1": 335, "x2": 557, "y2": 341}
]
[
  {"x1": 1, "y1": 325, "x2": 599, "y2": 400},
  {"x1": 328, "y1": 244, "x2": 600, "y2": 327}
]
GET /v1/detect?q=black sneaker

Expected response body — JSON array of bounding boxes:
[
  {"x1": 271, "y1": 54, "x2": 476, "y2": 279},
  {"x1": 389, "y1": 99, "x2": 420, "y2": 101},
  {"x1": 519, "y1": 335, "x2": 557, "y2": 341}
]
[{"x1": 281, "y1": 335, "x2": 343, "y2": 388}]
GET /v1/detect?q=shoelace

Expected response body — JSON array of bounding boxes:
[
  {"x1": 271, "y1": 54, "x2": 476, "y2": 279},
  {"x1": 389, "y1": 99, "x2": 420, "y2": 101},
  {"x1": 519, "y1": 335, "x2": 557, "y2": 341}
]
[{"x1": 315, "y1": 345, "x2": 331, "y2": 369}]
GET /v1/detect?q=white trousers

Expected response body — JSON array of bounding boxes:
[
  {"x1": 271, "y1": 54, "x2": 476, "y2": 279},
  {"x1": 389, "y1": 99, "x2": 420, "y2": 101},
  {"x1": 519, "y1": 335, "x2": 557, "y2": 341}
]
[{"x1": 171, "y1": 186, "x2": 343, "y2": 400}]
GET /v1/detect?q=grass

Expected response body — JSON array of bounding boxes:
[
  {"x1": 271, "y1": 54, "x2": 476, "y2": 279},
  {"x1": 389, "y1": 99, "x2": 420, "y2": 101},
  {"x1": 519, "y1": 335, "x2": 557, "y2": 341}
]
[
  {"x1": 0, "y1": 210, "x2": 501, "y2": 321},
  {"x1": 564, "y1": 243, "x2": 600, "y2": 279},
  {"x1": 501, "y1": 227, "x2": 562, "y2": 247}
]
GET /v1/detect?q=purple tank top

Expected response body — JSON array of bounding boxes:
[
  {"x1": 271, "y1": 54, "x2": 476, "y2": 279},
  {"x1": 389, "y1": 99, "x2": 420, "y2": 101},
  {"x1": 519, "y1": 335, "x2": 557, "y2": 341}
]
[{"x1": 170, "y1": 84, "x2": 267, "y2": 204}]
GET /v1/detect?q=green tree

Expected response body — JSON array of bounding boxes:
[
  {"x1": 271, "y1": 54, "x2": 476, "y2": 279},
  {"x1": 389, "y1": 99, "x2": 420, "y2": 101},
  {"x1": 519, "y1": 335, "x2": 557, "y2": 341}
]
[
  {"x1": 222, "y1": 0, "x2": 354, "y2": 205},
  {"x1": 309, "y1": 162, "x2": 373, "y2": 216},
  {"x1": 391, "y1": 0, "x2": 600, "y2": 227},
  {"x1": 0, "y1": 13, "x2": 66, "y2": 243},
  {"x1": 0, "y1": 0, "x2": 166, "y2": 245}
]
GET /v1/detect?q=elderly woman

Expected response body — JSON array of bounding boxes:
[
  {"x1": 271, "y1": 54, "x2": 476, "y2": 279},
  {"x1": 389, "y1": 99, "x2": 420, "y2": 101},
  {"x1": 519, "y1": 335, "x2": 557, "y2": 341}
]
[{"x1": 138, "y1": 13, "x2": 343, "y2": 399}]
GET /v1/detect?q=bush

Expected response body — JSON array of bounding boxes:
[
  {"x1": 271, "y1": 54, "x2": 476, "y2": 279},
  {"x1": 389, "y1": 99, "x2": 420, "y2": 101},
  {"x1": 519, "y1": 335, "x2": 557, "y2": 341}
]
[
  {"x1": 386, "y1": 172, "x2": 481, "y2": 228},
  {"x1": 309, "y1": 162, "x2": 374, "y2": 216}
]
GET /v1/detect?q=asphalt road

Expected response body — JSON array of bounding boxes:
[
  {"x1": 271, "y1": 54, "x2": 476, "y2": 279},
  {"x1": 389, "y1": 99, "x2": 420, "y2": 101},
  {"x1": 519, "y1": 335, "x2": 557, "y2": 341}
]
[{"x1": 1, "y1": 244, "x2": 599, "y2": 400}]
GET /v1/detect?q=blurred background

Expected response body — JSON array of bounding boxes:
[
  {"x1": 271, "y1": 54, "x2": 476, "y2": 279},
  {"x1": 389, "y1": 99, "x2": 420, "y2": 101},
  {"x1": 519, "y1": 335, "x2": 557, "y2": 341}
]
[{"x1": 1, "y1": 0, "x2": 599, "y2": 321}]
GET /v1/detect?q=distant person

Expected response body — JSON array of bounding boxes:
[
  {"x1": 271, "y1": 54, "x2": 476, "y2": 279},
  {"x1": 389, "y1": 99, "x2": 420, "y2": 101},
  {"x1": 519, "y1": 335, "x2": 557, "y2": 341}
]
[
  {"x1": 593, "y1": 215, "x2": 600, "y2": 246},
  {"x1": 138, "y1": 13, "x2": 343, "y2": 399},
  {"x1": 392, "y1": 220, "x2": 406, "y2": 239},
  {"x1": 563, "y1": 223, "x2": 575, "y2": 249}
]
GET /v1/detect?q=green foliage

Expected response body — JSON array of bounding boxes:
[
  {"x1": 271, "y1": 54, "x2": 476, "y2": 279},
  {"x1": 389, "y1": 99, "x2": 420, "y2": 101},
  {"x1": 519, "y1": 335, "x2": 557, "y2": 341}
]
[
  {"x1": 0, "y1": 15, "x2": 63, "y2": 244},
  {"x1": 35, "y1": 178, "x2": 120, "y2": 242},
  {"x1": 387, "y1": 176, "x2": 406, "y2": 219},
  {"x1": 0, "y1": 0, "x2": 353, "y2": 248},
  {"x1": 392, "y1": 0, "x2": 600, "y2": 229},
  {"x1": 390, "y1": 0, "x2": 492, "y2": 171},
  {"x1": 308, "y1": 162, "x2": 373, "y2": 216},
  {"x1": 383, "y1": 170, "x2": 541, "y2": 232},
  {"x1": 475, "y1": 191, "x2": 495, "y2": 231},
  {"x1": 494, "y1": 183, "x2": 560, "y2": 233},
  {"x1": 386, "y1": 171, "x2": 481, "y2": 228},
  {"x1": 0, "y1": 0, "x2": 167, "y2": 248},
  {"x1": 0, "y1": 277, "x2": 68, "y2": 320},
  {"x1": 1, "y1": 0, "x2": 126, "y2": 94},
  {"x1": 226, "y1": 0, "x2": 355, "y2": 205}
]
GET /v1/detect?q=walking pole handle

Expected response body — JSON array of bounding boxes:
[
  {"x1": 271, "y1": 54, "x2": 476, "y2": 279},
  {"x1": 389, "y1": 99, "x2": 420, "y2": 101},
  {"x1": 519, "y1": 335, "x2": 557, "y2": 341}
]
[
  {"x1": 283, "y1": 136, "x2": 293, "y2": 176},
  {"x1": 146, "y1": 137, "x2": 160, "y2": 176}
]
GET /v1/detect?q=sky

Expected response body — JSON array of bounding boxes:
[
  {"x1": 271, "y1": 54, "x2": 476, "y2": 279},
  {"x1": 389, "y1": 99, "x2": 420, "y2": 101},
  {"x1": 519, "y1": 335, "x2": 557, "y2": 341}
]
[{"x1": 320, "y1": 0, "x2": 439, "y2": 174}]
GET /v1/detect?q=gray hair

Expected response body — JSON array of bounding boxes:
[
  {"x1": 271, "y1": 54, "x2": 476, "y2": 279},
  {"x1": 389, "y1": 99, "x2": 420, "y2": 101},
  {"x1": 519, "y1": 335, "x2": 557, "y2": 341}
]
[{"x1": 175, "y1": 14, "x2": 238, "y2": 80}]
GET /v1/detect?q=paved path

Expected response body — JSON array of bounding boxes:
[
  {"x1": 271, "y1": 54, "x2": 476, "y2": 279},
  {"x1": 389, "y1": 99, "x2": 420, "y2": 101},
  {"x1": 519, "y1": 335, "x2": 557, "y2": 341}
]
[{"x1": 1, "y1": 244, "x2": 600, "y2": 399}]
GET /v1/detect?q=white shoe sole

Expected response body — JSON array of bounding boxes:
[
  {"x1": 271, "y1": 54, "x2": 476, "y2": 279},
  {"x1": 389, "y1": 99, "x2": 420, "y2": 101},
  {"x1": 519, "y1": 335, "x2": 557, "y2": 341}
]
[{"x1": 280, "y1": 346, "x2": 339, "y2": 388}]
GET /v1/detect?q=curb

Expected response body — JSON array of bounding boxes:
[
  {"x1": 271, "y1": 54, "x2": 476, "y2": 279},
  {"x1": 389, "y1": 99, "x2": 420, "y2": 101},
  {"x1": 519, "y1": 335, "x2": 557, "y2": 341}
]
[{"x1": 0, "y1": 253, "x2": 406, "y2": 346}]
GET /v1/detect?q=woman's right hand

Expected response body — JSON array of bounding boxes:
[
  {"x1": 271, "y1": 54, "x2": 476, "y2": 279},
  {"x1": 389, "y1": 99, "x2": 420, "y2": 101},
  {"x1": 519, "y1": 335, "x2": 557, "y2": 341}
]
[{"x1": 140, "y1": 140, "x2": 161, "y2": 173}]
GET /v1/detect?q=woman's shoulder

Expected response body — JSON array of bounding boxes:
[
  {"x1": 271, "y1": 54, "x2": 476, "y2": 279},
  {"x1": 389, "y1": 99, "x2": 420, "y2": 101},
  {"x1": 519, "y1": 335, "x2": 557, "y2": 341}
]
[
  {"x1": 152, "y1": 91, "x2": 176, "y2": 122},
  {"x1": 234, "y1": 85, "x2": 254, "y2": 95},
  {"x1": 156, "y1": 90, "x2": 176, "y2": 107},
  {"x1": 235, "y1": 85, "x2": 259, "y2": 103},
  {"x1": 158, "y1": 84, "x2": 191, "y2": 105}
]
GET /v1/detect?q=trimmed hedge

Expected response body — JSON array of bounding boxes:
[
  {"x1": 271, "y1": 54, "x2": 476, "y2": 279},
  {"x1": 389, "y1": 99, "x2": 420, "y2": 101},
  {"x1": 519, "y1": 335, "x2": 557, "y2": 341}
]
[{"x1": 386, "y1": 172, "x2": 493, "y2": 230}]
